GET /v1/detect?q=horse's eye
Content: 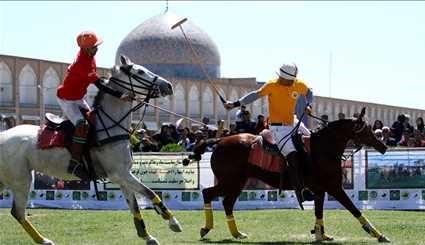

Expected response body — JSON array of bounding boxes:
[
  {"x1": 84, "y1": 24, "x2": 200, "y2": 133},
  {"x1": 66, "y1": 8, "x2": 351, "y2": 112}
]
[{"x1": 137, "y1": 69, "x2": 145, "y2": 75}]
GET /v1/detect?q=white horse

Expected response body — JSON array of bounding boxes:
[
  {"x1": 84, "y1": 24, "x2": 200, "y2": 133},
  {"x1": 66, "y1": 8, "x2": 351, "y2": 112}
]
[{"x1": 0, "y1": 55, "x2": 181, "y2": 245}]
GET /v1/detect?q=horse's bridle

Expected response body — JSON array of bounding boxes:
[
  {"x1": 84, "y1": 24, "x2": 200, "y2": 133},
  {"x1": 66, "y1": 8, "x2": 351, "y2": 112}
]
[
  {"x1": 93, "y1": 65, "x2": 159, "y2": 144},
  {"x1": 342, "y1": 120, "x2": 368, "y2": 161}
]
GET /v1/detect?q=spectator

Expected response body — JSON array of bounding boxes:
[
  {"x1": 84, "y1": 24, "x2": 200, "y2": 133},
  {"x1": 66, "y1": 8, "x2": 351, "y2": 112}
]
[
  {"x1": 391, "y1": 114, "x2": 406, "y2": 143},
  {"x1": 255, "y1": 114, "x2": 267, "y2": 134},
  {"x1": 404, "y1": 115, "x2": 414, "y2": 135},
  {"x1": 168, "y1": 124, "x2": 179, "y2": 143},
  {"x1": 187, "y1": 130, "x2": 206, "y2": 151},
  {"x1": 382, "y1": 126, "x2": 397, "y2": 146},
  {"x1": 235, "y1": 110, "x2": 256, "y2": 134},
  {"x1": 415, "y1": 117, "x2": 424, "y2": 135},
  {"x1": 398, "y1": 128, "x2": 413, "y2": 146},
  {"x1": 317, "y1": 114, "x2": 328, "y2": 130},
  {"x1": 412, "y1": 129, "x2": 425, "y2": 147},
  {"x1": 151, "y1": 123, "x2": 175, "y2": 149},
  {"x1": 140, "y1": 136, "x2": 159, "y2": 152},
  {"x1": 235, "y1": 105, "x2": 246, "y2": 123},
  {"x1": 338, "y1": 112, "x2": 345, "y2": 120},
  {"x1": 372, "y1": 120, "x2": 384, "y2": 131},
  {"x1": 374, "y1": 129, "x2": 383, "y2": 141},
  {"x1": 177, "y1": 127, "x2": 191, "y2": 150},
  {"x1": 201, "y1": 116, "x2": 215, "y2": 138}
]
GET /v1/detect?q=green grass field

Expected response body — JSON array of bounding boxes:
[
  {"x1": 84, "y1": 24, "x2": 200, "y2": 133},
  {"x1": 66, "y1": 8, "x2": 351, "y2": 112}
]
[{"x1": 0, "y1": 208, "x2": 424, "y2": 245}]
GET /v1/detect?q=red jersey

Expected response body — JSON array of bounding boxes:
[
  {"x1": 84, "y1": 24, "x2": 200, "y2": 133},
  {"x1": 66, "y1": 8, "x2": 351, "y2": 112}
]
[{"x1": 57, "y1": 50, "x2": 99, "y2": 100}]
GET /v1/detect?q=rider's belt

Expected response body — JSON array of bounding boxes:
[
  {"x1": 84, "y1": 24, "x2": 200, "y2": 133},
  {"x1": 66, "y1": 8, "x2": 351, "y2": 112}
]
[{"x1": 270, "y1": 123, "x2": 290, "y2": 126}]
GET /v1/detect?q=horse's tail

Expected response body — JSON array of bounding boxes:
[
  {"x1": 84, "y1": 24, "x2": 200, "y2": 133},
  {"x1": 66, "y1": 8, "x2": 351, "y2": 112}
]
[{"x1": 182, "y1": 138, "x2": 221, "y2": 166}]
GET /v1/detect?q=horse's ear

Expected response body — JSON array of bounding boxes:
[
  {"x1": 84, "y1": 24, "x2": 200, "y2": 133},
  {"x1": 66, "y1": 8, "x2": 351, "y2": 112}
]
[
  {"x1": 359, "y1": 107, "x2": 366, "y2": 120},
  {"x1": 120, "y1": 54, "x2": 132, "y2": 66}
]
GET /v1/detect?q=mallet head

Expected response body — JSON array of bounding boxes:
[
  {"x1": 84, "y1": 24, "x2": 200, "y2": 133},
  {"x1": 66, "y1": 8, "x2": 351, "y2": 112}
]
[{"x1": 171, "y1": 18, "x2": 188, "y2": 30}]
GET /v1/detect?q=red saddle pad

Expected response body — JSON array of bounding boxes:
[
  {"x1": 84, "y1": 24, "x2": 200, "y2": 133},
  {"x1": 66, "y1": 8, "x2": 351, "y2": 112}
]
[
  {"x1": 37, "y1": 125, "x2": 68, "y2": 149},
  {"x1": 248, "y1": 138, "x2": 283, "y2": 174}
]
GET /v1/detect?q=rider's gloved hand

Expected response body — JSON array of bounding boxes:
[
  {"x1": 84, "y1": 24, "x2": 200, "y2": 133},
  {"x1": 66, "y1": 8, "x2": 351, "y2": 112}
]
[
  {"x1": 224, "y1": 100, "x2": 240, "y2": 110},
  {"x1": 305, "y1": 105, "x2": 312, "y2": 115}
]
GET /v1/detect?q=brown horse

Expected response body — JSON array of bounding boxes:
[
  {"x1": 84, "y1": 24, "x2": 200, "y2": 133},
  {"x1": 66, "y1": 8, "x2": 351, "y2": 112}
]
[{"x1": 186, "y1": 108, "x2": 390, "y2": 243}]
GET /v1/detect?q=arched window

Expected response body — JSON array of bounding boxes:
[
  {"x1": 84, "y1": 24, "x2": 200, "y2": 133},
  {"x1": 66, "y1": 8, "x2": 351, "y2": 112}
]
[
  {"x1": 0, "y1": 62, "x2": 13, "y2": 105},
  {"x1": 326, "y1": 101, "x2": 333, "y2": 121},
  {"x1": 229, "y1": 89, "x2": 239, "y2": 121},
  {"x1": 252, "y1": 99, "x2": 261, "y2": 118},
  {"x1": 175, "y1": 83, "x2": 185, "y2": 115},
  {"x1": 19, "y1": 64, "x2": 37, "y2": 106},
  {"x1": 158, "y1": 95, "x2": 171, "y2": 117},
  {"x1": 216, "y1": 87, "x2": 226, "y2": 119},
  {"x1": 203, "y1": 86, "x2": 214, "y2": 117},
  {"x1": 342, "y1": 103, "x2": 348, "y2": 117},
  {"x1": 188, "y1": 85, "x2": 200, "y2": 117},
  {"x1": 42, "y1": 67, "x2": 60, "y2": 106}
]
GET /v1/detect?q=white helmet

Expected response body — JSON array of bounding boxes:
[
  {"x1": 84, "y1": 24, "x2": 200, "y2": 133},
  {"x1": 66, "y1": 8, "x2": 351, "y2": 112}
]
[{"x1": 276, "y1": 63, "x2": 298, "y2": 80}]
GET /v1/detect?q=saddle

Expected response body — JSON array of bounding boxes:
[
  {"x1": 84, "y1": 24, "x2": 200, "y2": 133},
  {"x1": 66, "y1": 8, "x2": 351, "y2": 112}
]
[
  {"x1": 37, "y1": 111, "x2": 96, "y2": 150},
  {"x1": 247, "y1": 129, "x2": 311, "y2": 173}
]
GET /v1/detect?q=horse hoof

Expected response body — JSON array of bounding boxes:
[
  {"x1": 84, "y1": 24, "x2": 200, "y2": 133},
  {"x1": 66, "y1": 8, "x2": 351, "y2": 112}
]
[
  {"x1": 378, "y1": 235, "x2": 391, "y2": 243},
  {"x1": 145, "y1": 235, "x2": 160, "y2": 245},
  {"x1": 169, "y1": 216, "x2": 183, "y2": 232},
  {"x1": 233, "y1": 232, "x2": 248, "y2": 239},
  {"x1": 200, "y1": 227, "x2": 211, "y2": 238},
  {"x1": 42, "y1": 239, "x2": 55, "y2": 245},
  {"x1": 323, "y1": 234, "x2": 334, "y2": 241}
]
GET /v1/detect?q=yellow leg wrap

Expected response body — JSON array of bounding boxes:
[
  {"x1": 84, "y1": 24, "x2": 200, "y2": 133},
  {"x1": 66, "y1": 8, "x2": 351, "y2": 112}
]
[
  {"x1": 21, "y1": 220, "x2": 45, "y2": 244},
  {"x1": 204, "y1": 203, "x2": 214, "y2": 229},
  {"x1": 358, "y1": 215, "x2": 383, "y2": 238},
  {"x1": 152, "y1": 195, "x2": 161, "y2": 205},
  {"x1": 358, "y1": 215, "x2": 368, "y2": 225},
  {"x1": 133, "y1": 212, "x2": 150, "y2": 239},
  {"x1": 315, "y1": 218, "x2": 324, "y2": 226},
  {"x1": 227, "y1": 215, "x2": 239, "y2": 237},
  {"x1": 134, "y1": 212, "x2": 143, "y2": 220},
  {"x1": 152, "y1": 195, "x2": 173, "y2": 219}
]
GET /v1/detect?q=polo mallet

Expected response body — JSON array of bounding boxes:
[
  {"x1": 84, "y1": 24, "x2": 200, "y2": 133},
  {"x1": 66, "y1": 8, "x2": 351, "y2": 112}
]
[{"x1": 171, "y1": 18, "x2": 227, "y2": 104}]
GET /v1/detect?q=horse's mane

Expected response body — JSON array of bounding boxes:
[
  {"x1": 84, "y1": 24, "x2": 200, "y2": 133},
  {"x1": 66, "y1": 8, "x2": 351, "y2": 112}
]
[{"x1": 315, "y1": 119, "x2": 353, "y2": 135}]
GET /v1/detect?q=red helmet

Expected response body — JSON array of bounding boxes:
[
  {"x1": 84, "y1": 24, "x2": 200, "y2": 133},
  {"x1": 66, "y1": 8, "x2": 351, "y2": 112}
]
[{"x1": 76, "y1": 31, "x2": 103, "y2": 48}]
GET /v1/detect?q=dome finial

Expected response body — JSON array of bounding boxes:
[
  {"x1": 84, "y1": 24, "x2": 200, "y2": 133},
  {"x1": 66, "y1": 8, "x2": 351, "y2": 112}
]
[{"x1": 164, "y1": 0, "x2": 169, "y2": 13}]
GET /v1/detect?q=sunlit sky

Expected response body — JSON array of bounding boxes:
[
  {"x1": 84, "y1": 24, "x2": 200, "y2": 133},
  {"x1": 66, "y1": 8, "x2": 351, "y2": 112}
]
[{"x1": 1, "y1": 1, "x2": 424, "y2": 109}]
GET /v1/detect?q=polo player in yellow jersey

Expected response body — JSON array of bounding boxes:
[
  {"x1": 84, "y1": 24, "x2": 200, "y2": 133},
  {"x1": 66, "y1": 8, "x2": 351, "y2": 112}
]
[{"x1": 225, "y1": 62, "x2": 315, "y2": 208}]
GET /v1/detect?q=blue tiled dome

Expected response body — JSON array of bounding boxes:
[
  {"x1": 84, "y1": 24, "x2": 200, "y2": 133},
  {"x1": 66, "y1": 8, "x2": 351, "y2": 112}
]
[{"x1": 115, "y1": 13, "x2": 221, "y2": 80}]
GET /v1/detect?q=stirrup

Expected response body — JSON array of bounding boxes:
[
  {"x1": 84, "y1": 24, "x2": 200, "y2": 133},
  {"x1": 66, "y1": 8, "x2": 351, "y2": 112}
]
[
  {"x1": 301, "y1": 188, "x2": 315, "y2": 201},
  {"x1": 294, "y1": 189, "x2": 305, "y2": 210},
  {"x1": 68, "y1": 160, "x2": 90, "y2": 180}
]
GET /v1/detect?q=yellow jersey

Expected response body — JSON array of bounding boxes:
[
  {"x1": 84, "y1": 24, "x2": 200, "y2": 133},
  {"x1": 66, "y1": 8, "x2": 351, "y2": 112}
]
[{"x1": 258, "y1": 79, "x2": 308, "y2": 125}]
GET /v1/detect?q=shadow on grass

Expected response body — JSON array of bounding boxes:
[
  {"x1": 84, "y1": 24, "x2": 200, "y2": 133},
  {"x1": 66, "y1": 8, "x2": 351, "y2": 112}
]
[{"x1": 179, "y1": 238, "x2": 355, "y2": 245}]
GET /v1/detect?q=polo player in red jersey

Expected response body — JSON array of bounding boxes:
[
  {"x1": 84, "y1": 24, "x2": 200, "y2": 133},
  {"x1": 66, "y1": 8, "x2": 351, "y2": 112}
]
[{"x1": 57, "y1": 31, "x2": 133, "y2": 180}]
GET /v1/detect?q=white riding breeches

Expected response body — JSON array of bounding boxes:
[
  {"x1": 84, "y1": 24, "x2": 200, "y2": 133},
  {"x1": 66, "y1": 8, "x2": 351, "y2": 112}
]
[
  {"x1": 270, "y1": 125, "x2": 296, "y2": 157},
  {"x1": 57, "y1": 97, "x2": 91, "y2": 126}
]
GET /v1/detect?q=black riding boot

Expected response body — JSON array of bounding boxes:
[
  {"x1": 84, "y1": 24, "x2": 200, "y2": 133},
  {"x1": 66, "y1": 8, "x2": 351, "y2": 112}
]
[
  {"x1": 67, "y1": 122, "x2": 90, "y2": 180},
  {"x1": 286, "y1": 152, "x2": 315, "y2": 210}
]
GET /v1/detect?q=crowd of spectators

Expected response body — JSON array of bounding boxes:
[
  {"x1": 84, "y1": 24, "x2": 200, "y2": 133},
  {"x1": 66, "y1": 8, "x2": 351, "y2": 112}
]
[{"x1": 129, "y1": 109, "x2": 425, "y2": 152}]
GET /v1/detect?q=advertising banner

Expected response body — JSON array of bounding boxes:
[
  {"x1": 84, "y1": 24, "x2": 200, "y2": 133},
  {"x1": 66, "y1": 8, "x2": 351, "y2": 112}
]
[
  {"x1": 366, "y1": 149, "x2": 425, "y2": 189},
  {"x1": 104, "y1": 153, "x2": 199, "y2": 190}
]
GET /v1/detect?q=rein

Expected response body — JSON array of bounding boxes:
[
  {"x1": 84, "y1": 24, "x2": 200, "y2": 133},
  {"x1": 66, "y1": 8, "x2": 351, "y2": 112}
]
[
  {"x1": 309, "y1": 113, "x2": 368, "y2": 162},
  {"x1": 93, "y1": 68, "x2": 157, "y2": 143}
]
